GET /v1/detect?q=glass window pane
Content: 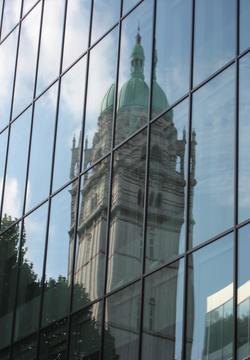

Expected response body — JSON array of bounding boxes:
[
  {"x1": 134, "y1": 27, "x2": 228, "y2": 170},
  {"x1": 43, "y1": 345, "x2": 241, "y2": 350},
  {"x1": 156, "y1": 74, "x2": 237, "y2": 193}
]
[
  {"x1": 0, "y1": 220, "x2": 21, "y2": 350},
  {"x1": 26, "y1": 84, "x2": 58, "y2": 212},
  {"x1": 142, "y1": 260, "x2": 184, "y2": 360},
  {"x1": 12, "y1": 334, "x2": 37, "y2": 360},
  {"x1": 186, "y1": 234, "x2": 233, "y2": 360},
  {"x1": 103, "y1": 282, "x2": 141, "y2": 360},
  {"x1": 193, "y1": 0, "x2": 235, "y2": 85},
  {"x1": 2, "y1": 110, "x2": 32, "y2": 220},
  {"x1": 23, "y1": 0, "x2": 38, "y2": 15},
  {"x1": 42, "y1": 182, "x2": 77, "y2": 327},
  {"x1": 0, "y1": 29, "x2": 18, "y2": 130},
  {"x1": 69, "y1": 302, "x2": 103, "y2": 359},
  {"x1": 190, "y1": 66, "x2": 234, "y2": 248},
  {"x1": 14, "y1": 203, "x2": 48, "y2": 342},
  {"x1": 63, "y1": 0, "x2": 91, "y2": 71},
  {"x1": 91, "y1": 0, "x2": 120, "y2": 44},
  {"x1": 1, "y1": 0, "x2": 21, "y2": 38},
  {"x1": 39, "y1": 318, "x2": 68, "y2": 359},
  {"x1": 122, "y1": 0, "x2": 140, "y2": 15},
  {"x1": 12, "y1": 3, "x2": 41, "y2": 118},
  {"x1": 36, "y1": 0, "x2": 65, "y2": 94},
  {"x1": 115, "y1": 0, "x2": 153, "y2": 145},
  {"x1": 82, "y1": 28, "x2": 118, "y2": 170},
  {"x1": 53, "y1": 57, "x2": 86, "y2": 192},
  {"x1": 0, "y1": 129, "x2": 8, "y2": 206},
  {"x1": 73, "y1": 157, "x2": 111, "y2": 311},
  {"x1": 107, "y1": 129, "x2": 147, "y2": 292},
  {"x1": 152, "y1": 0, "x2": 191, "y2": 118},
  {"x1": 238, "y1": 224, "x2": 250, "y2": 359},
  {"x1": 240, "y1": 0, "x2": 250, "y2": 53},
  {"x1": 146, "y1": 100, "x2": 188, "y2": 272},
  {"x1": 239, "y1": 53, "x2": 250, "y2": 223}
]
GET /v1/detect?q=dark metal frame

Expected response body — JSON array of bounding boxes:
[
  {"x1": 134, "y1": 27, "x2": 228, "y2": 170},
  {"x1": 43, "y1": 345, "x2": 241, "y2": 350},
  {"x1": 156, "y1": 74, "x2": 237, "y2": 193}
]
[{"x1": 0, "y1": 0, "x2": 249, "y2": 358}]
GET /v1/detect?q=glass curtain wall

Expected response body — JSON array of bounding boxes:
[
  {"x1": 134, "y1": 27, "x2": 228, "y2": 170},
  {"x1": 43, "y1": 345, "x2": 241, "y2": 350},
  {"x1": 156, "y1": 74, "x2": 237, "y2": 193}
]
[{"x1": 0, "y1": 0, "x2": 249, "y2": 359}]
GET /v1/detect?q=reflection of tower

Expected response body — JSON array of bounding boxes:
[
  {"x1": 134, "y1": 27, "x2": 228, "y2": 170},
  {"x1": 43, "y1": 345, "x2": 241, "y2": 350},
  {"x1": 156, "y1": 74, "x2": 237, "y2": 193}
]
[{"x1": 69, "y1": 29, "x2": 196, "y2": 358}]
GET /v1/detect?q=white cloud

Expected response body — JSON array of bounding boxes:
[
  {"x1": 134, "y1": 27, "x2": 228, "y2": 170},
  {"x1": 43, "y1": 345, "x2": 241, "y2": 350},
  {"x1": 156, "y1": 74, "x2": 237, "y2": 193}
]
[{"x1": 0, "y1": 177, "x2": 21, "y2": 218}]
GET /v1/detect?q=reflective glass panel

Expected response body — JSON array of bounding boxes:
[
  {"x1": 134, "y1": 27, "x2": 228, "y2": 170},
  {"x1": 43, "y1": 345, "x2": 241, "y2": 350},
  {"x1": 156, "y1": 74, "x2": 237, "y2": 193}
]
[
  {"x1": 240, "y1": 0, "x2": 250, "y2": 53},
  {"x1": 53, "y1": 57, "x2": 86, "y2": 192},
  {"x1": 107, "y1": 129, "x2": 147, "y2": 292},
  {"x1": 146, "y1": 100, "x2": 188, "y2": 272},
  {"x1": 73, "y1": 157, "x2": 111, "y2": 311},
  {"x1": 14, "y1": 203, "x2": 48, "y2": 342},
  {"x1": 0, "y1": 28, "x2": 18, "y2": 130},
  {"x1": 239, "y1": 53, "x2": 250, "y2": 223},
  {"x1": 42, "y1": 182, "x2": 77, "y2": 327},
  {"x1": 23, "y1": 0, "x2": 38, "y2": 15},
  {"x1": 0, "y1": 129, "x2": 8, "y2": 206},
  {"x1": 12, "y1": 334, "x2": 37, "y2": 360},
  {"x1": 0, "y1": 220, "x2": 21, "y2": 350},
  {"x1": 193, "y1": 0, "x2": 235, "y2": 85},
  {"x1": 186, "y1": 234, "x2": 233, "y2": 360},
  {"x1": 142, "y1": 260, "x2": 184, "y2": 360},
  {"x1": 91, "y1": 0, "x2": 120, "y2": 44},
  {"x1": 69, "y1": 302, "x2": 103, "y2": 359},
  {"x1": 2, "y1": 110, "x2": 32, "y2": 220},
  {"x1": 122, "y1": 0, "x2": 140, "y2": 15},
  {"x1": 26, "y1": 84, "x2": 58, "y2": 212},
  {"x1": 39, "y1": 318, "x2": 68, "y2": 359},
  {"x1": 1, "y1": 0, "x2": 21, "y2": 39},
  {"x1": 115, "y1": 0, "x2": 153, "y2": 145},
  {"x1": 103, "y1": 282, "x2": 141, "y2": 360},
  {"x1": 82, "y1": 29, "x2": 118, "y2": 170},
  {"x1": 12, "y1": 3, "x2": 41, "y2": 118},
  {"x1": 190, "y1": 66, "x2": 234, "y2": 248},
  {"x1": 238, "y1": 224, "x2": 250, "y2": 359},
  {"x1": 63, "y1": 0, "x2": 91, "y2": 71},
  {"x1": 152, "y1": 0, "x2": 191, "y2": 118},
  {"x1": 36, "y1": 0, "x2": 65, "y2": 94}
]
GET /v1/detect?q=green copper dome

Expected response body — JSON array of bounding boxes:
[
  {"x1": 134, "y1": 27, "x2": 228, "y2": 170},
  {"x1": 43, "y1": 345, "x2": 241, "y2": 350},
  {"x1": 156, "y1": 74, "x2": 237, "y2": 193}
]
[
  {"x1": 152, "y1": 81, "x2": 169, "y2": 113},
  {"x1": 118, "y1": 77, "x2": 149, "y2": 110},
  {"x1": 100, "y1": 83, "x2": 115, "y2": 113}
]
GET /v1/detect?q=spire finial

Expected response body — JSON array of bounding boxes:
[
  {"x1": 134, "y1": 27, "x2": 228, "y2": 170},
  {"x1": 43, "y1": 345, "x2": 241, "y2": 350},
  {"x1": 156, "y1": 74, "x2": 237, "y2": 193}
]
[{"x1": 136, "y1": 23, "x2": 141, "y2": 44}]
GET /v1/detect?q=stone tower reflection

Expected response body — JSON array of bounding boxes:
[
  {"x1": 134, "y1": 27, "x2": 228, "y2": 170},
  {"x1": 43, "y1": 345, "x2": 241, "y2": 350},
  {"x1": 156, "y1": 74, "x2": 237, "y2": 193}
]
[{"x1": 69, "y1": 30, "x2": 196, "y2": 359}]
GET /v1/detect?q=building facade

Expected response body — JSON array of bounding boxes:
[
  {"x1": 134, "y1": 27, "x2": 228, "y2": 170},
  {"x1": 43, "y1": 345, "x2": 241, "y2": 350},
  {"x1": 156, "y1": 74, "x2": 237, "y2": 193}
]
[{"x1": 0, "y1": 0, "x2": 250, "y2": 360}]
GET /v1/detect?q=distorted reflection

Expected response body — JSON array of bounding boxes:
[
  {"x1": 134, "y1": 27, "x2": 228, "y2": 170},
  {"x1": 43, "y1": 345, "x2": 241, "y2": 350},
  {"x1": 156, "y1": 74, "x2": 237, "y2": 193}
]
[
  {"x1": 70, "y1": 301, "x2": 116, "y2": 359},
  {"x1": 82, "y1": 28, "x2": 118, "y2": 170},
  {"x1": 14, "y1": 204, "x2": 48, "y2": 342},
  {"x1": 0, "y1": 220, "x2": 21, "y2": 351},
  {"x1": 26, "y1": 84, "x2": 58, "y2": 212},
  {"x1": 142, "y1": 260, "x2": 184, "y2": 360},
  {"x1": 239, "y1": 54, "x2": 250, "y2": 223},
  {"x1": 36, "y1": 0, "x2": 65, "y2": 94},
  {"x1": 0, "y1": 129, "x2": 8, "y2": 206},
  {"x1": 115, "y1": 0, "x2": 153, "y2": 145},
  {"x1": 63, "y1": 0, "x2": 91, "y2": 71},
  {"x1": 238, "y1": 224, "x2": 250, "y2": 359},
  {"x1": 72, "y1": 158, "x2": 111, "y2": 311},
  {"x1": 186, "y1": 234, "x2": 233, "y2": 360},
  {"x1": 193, "y1": 0, "x2": 235, "y2": 85},
  {"x1": 107, "y1": 129, "x2": 147, "y2": 291},
  {"x1": 12, "y1": 3, "x2": 41, "y2": 118},
  {"x1": 53, "y1": 57, "x2": 86, "y2": 192},
  {"x1": 152, "y1": 0, "x2": 191, "y2": 115},
  {"x1": 1, "y1": 0, "x2": 21, "y2": 39},
  {"x1": 190, "y1": 66, "x2": 234, "y2": 247},
  {"x1": 2, "y1": 110, "x2": 32, "y2": 221},
  {"x1": 91, "y1": 0, "x2": 120, "y2": 44},
  {"x1": 0, "y1": 28, "x2": 18, "y2": 130},
  {"x1": 103, "y1": 282, "x2": 141, "y2": 360},
  {"x1": 240, "y1": 0, "x2": 250, "y2": 53},
  {"x1": 146, "y1": 100, "x2": 190, "y2": 271},
  {"x1": 12, "y1": 335, "x2": 37, "y2": 360}
]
